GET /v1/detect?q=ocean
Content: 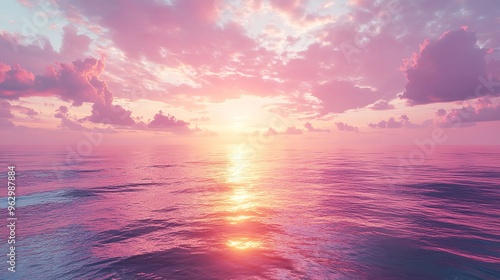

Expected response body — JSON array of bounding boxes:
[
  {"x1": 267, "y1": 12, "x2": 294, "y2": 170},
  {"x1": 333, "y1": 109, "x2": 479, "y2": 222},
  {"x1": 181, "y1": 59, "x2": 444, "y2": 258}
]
[{"x1": 0, "y1": 145, "x2": 499, "y2": 279}]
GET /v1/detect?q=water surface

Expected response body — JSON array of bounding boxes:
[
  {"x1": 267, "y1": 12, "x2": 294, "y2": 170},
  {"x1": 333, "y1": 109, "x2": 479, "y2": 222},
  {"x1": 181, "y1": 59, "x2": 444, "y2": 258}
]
[{"x1": 0, "y1": 145, "x2": 499, "y2": 279}]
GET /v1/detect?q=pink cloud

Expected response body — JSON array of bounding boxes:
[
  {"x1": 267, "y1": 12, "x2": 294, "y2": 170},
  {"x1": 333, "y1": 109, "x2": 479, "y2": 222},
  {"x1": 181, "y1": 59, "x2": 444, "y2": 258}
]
[
  {"x1": 368, "y1": 115, "x2": 416, "y2": 129},
  {"x1": 401, "y1": 27, "x2": 494, "y2": 105},
  {"x1": 48, "y1": 0, "x2": 500, "y2": 120},
  {"x1": 0, "y1": 56, "x2": 138, "y2": 126},
  {"x1": 0, "y1": 101, "x2": 14, "y2": 118},
  {"x1": 312, "y1": 80, "x2": 380, "y2": 114},
  {"x1": 54, "y1": 105, "x2": 86, "y2": 130},
  {"x1": 283, "y1": 126, "x2": 303, "y2": 135},
  {"x1": 304, "y1": 122, "x2": 330, "y2": 133},
  {"x1": 370, "y1": 99, "x2": 395, "y2": 111},
  {"x1": 0, "y1": 101, "x2": 14, "y2": 128},
  {"x1": 9, "y1": 103, "x2": 39, "y2": 118},
  {"x1": 269, "y1": 0, "x2": 305, "y2": 19},
  {"x1": 0, "y1": 57, "x2": 109, "y2": 105},
  {"x1": 263, "y1": 126, "x2": 303, "y2": 136},
  {"x1": 86, "y1": 102, "x2": 135, "y2": 126},
  {"x1": 63, "y1": 0, "x2": 255, "y2": 69},
  {"x1": 335, "y1": 122, "x2": 358, "y2": 132},
  {"x1": 148, "y1": 111, "x2": 192, "y2": 135},
  {"x1": 59, "y1": 25, "x2": 92, "y2": 60},
  {"x1": 0, "y1": 63, "x2": 36, "y2": 97},
  {"x1": 0, "y1": 25, "x2": 92, "y2": 74},
  {"x1": 438, "y1": 98, "x2": 500, "y2": 127}
]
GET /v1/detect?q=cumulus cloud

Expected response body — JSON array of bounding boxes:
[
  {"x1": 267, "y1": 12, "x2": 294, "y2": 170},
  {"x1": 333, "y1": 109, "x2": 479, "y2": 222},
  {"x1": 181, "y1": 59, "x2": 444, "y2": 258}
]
[
  {"x1": 86, "y1": 102, "x2": 135, "y2": 126},
  {"x1": 335, "y1": 122, "x2": 358, "y2": 132},
  {"x1": 148, "y1": 111, "x2": 192, "y2": 135},
  {"x1": 401, "y1": 27, "x2": 495, "y2": 105},
  {"x1": 0, "y1": 57, "x2": 137, "y2": 126},
  {"x1": 437, "y1": 98, "x2": 500, "y2": 127},
  {"x1": 54, "y1": 105, "x2": 85, "y2": 130},
  {"x1": 368, "y1": 114, "x2": 416, "y2": 129},
  {"x1": 0, "y1": 63, "x2": 35, "y2": 96},
  {"x1": 304, "y1": 122, "x2": 330, "y2": 133},
  {"x1": 0, "y1": 57, "x2": 108, "y2": 105}
]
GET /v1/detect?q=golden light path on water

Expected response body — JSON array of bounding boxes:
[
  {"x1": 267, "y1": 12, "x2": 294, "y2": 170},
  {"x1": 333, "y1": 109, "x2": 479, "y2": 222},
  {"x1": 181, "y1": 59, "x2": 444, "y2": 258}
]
[{"x1": 224, "y1": 145, "x2": 263, "y2": 251}]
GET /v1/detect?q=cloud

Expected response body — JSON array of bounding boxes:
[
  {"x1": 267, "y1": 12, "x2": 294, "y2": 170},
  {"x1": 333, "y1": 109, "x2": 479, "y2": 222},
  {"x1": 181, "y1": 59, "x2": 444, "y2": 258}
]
[
  {"x1": 63, "y1": 0, "x2": 257, "y2": 69},
  {"x1": 263, "y1": 126, "x2": 303, "y2": 136},
  {"x1": 264, "y1": 127, "x2": 279, "y2": 136},
  {"x1": 0, "y1": 57, "x2": 139, "y2": 126},
  {"x1": 54, "y1": 105, "x2": 69, "y2": 118},
  {"x1": 0, "y1": 101, "x2": 14, "y2": 118},
  {"x1": 190, "y1": 117, "x2": 210, "y2": 122},
  {"x1": 437, "y1": 98, "x2": 500, "y2": 127},
  {"x1": 304, "y1": 122, "x2": 330, "y2": 133},
  {"x1": 0, "y1": 25, "x2": 92, "y2": 74},
  {"x1": 0, "y1": 100, "x2": 39, "y2": 127},
  {"x1": 0, "y1": 57, "x2": 110, "y2": 105},
  {"x1": 148, "y1": 111, "x2": 192, "y2": 134},
  {"x1": 54, "y1": 105, "x2": 85, "y2": 130},
  {"x1": 0, "y1": 101, "x2": 14, "y2": 128},
  {"x1": 0, "y1": 63, "x2": 35, "y2": 96},
  {"x1": 312, "y1": 80, "x2": 380, "y2": 114},
  {"x1": 335, "y1": 122, "x2": 358, "y2": 132},
  {"x1": 283, "y1": 126, "x2": 303, "y2": 135},
  {"x1": 368, "y1": 114, "x2": 417, "y2": 129},
  {"x1": 86, "y1": 102, "x2": 135, "y2": 126},
  {"x1": 8, "y1": 103, "x2": 39, "y2": 118},
  {"x1": 436, "y1": 108, "x2": 447, "y2": 117},
  {"x1": 401, "y1": 27, "x2": 495, "y2": 105},
  {"x1": 370, "y1": 99, "x2": 395, "y2": 110}
]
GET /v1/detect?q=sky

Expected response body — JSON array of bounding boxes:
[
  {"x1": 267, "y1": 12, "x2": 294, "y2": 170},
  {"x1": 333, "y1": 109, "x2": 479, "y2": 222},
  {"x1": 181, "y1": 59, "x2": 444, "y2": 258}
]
[{"x1": 0, "y1": 0, "x2": 499, "y2": 145}]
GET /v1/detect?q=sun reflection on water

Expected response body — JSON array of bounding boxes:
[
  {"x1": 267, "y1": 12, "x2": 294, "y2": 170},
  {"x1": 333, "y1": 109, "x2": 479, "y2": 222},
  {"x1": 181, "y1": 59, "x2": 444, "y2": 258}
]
[
  {"x1": 227, "y1": 238, "x2": 263, "y2": 250},
  {"x1": 224, "y1": 145, "x2": 263, "y2": 251}
]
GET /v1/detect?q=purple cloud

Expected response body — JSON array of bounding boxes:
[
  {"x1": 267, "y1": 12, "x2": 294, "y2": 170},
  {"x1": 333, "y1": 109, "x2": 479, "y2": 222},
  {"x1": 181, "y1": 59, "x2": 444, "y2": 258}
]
[
  {"x1": 401, "y1": 27, "x2": 495, "y2": 105},
  {"x1": 335, "y1": 122, "x2": 358, "y2": 132}
]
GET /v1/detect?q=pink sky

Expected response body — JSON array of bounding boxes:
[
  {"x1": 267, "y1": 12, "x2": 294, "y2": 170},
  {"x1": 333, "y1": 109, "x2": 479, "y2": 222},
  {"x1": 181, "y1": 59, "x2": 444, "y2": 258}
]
[{"x1": 0, "y1": 0, "x2": 499, "y2": 145}]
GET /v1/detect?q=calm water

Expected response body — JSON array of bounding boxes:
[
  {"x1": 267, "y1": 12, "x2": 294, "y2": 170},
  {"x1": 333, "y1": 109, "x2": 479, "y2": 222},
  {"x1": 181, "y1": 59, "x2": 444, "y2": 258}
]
[{"x1": 0, "y1": 145, "x2": 499, "y2": 279}]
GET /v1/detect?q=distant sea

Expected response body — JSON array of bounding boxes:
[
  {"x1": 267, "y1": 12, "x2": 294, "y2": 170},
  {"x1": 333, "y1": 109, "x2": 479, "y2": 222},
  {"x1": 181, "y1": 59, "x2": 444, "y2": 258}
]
[{"x1": 0, "y1": 145, "x2": 499, "y2": 279}]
